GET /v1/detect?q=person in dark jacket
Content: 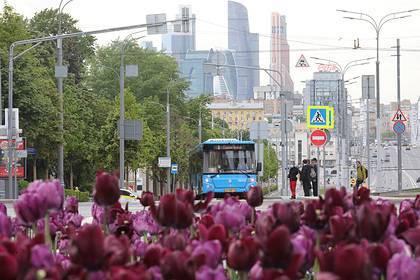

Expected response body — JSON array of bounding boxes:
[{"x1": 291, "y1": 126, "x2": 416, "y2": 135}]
[
  {"x1": 310, "y1": 158, "x2": 318, "y2": 197},
  {"x1": 300, "y1": 159, "x2": 312, "y2": 197},
  {"x1": 288, "y1": 165, "x2": 300, "y2": 199}
]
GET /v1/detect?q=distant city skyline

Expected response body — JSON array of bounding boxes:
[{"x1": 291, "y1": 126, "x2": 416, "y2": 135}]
[
  {"x1": 270, "y1": 12, "x2": 294, "y2": 92},
  {"x1": 3, "y1": 0, "x2": 420, "y2": 104}
]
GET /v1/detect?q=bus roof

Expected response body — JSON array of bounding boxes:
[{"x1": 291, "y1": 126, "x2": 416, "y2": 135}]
[{"x1": 203, "y1": 139, "x2": 255, "y2": 145}]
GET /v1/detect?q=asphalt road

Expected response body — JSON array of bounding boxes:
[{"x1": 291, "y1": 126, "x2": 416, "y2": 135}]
[{"x1": 373, "y1": 146, "x2": 420, "y2": 192}]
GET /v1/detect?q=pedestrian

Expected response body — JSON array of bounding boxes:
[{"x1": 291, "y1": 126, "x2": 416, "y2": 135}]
[
  {"x1": 300, "y1": 159, "x2": 312, "y2": 197},
  {"x1": 355, "y1": 160, "x2": 368, "y2": 191},
  {"x1": 288, "y1": 165, "x2": 300, "y2": 199},
  {"x1": 310, "y1": 158, "x2": 318, "y2": 196}
]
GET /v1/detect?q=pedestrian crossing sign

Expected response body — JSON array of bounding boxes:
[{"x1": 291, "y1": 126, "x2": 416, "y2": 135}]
[{"x1": 307, "y1": 106, "x2": 334, "y2": 129}]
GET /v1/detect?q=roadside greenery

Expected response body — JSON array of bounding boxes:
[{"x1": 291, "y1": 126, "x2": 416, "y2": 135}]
[{"x1": 0, "y1": 5, "x2": 278, "y2": 193}]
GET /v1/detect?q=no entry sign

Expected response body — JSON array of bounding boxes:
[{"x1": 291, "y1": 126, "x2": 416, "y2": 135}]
[{"x1": 310, "y1": 129, "x2": 327, "y2": 147}]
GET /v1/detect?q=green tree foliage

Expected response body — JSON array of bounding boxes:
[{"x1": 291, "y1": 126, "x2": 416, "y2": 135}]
[
  {"x1": 29, "y1": 8, "x2": 95, "y2": 83},
  {"x1": 261, "y1": 141, "x2": 279, "y2": 182}
]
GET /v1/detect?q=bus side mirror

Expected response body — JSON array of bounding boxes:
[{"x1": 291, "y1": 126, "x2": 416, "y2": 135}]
[{"x1": 256, "y1": 162, "x2": 262, "y2": 172}]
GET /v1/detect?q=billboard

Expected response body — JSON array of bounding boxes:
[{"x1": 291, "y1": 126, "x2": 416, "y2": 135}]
[{"x1": 0, "y1": 139, "x2": 26, "y2": 178}]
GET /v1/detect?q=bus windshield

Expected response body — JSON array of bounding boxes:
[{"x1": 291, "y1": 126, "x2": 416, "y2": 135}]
[{"x1": 203, "y1": 149, "x2": 256, "y2": 173}]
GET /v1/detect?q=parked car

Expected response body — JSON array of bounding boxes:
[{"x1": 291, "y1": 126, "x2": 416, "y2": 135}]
[
  {"x1": 406, "y1": 146, "x2": 411, "y2": 151},
  {"x1": 417, "y1": 177, "x2": 420, "y2": 183}
]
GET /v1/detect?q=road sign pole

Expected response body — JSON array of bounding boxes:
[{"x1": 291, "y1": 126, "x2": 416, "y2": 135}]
[
  {"x1": 323, "y1": 145, "x2": 326, "y2": 192},
  {"x1": 396, "y1": 38, "x2": 402, "y2": 192},
  {"x1": 366, "y1": 91, "x2": 371, "y2": 189}
]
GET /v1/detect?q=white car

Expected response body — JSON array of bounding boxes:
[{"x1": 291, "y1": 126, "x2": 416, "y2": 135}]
[{"x1": 119, "y1": 188, "x2": 139, "y2": 207}]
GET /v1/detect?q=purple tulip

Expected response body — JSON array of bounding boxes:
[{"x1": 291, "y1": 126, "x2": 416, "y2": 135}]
[
  {"x1": 191, "y1": 240, "x2": 222, "y2": 269},
  {"x1": 69, "y1": 224, "x2": 105, "y2": 270},
  {"x1": 36, "y1": 179, "x2": 64, "y2": 211},
  {"x1": 0, "y1": 212, "x2": 12, "y2": 237},
  {"x1": 94, "y1": 172, "x2": 120, "y2": 206},
  {"x1": 214, "y1": 207, "x2": 245, "y2": 232},
  {"x1": 247, "y1": 186, "x2": 263, "y2": 207},
  {"x1": 14, "y1": 191, "x2": 47, "y2": 225},
  {"x1": 133, "y1": 210, "x2": 160, "y2": 235},
  {"x1": 292, "y1": 226, "x2": 316, "y2": 270},
  {"x1": 0, "y1": 203, "x2": 7, "y2": 215},
  {"x1": 65, "y1": 196, "x2": 79, "y2": 213},
  {"x1": 387, "y1": 253, "x2": 420, "y2": 280},
  {"x1": 91, "y1": 203, "x2": 105, "y2": 224},
  {"x1": 133, "y1": 239, "x2": 148, "y2": 258},
  {"x1": 31, "y1": 244, "x2": 55, "y2": 269},
  {"x1": 64, "y1": 212, "x2": 84, "y2": 228},
  {"x1": 195, "y1": 265, "x2": 227, "y2": 280},
  {"x1": 384, "y1": 236, "x2": 412, "y2": 256}
]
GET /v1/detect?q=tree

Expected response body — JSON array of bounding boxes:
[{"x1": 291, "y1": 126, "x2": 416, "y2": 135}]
[
  {"x1": 29, "y1": 8, "x2": 95, "y2": 84},
  {"x1": 0, "y1": 5, "x2": 61, "y2": 179},
  {"x1": 261, "y1": 141, "x2": 279, "y2": 182}
]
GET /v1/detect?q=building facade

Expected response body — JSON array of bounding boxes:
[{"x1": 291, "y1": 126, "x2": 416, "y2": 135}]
[
  {"x1": 270, "y1": 13, "x2": 293, "y2": 92},
  {"x1": 208, "y1": 102, "x2": 264, "y2": 130},
  {"x1": 161, "y1": 6, "x2": 196, "y2": 62},
  {"x1": 228, "y1": 1, "x2": 260, "y2": 100},
  {"x1": 179, "y1": 48, "x2": 238, "y2": 99}
]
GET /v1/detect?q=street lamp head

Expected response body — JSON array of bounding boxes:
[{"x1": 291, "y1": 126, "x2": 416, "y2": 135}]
[
  {"x1": 336, "y1": 9, "x2": 350, "y2": 13},
  {"x1": 343, "y1": 16, "x2": 357, "y2": 20},
  {"x1": 407, "y1": 8, "x2": 419, "y2": 12}
]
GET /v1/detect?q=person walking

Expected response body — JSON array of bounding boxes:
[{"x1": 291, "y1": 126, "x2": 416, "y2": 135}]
[
  {"x1": 310, "y1": 158, "x2": 318, "y2": 197},
  {"x1": 355, "y1": 160, "x2": 368, "y2": 191},
  {"x1": 300, "y1": 159, "x2": 312, "y2": 197},
  {"x1": 288, "y1": 165, "x2": 300, "y2": 199}
]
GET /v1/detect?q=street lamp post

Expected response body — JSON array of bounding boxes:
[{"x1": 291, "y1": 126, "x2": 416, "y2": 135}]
[
  {"x1": 56, "y1": 0, "x2": 74, "y2": 188},
  {"x1": 119, "y1": 33, "x2": 144, "y2": 190},
  {"x1": 310, "y1": 56, "x2": 373, "y2": 188},
  {"x1": 337, "y1": 8, "x2": 418, "y2": 184}
]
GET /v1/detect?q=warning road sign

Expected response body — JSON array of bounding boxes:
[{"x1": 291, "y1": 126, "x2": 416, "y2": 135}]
[
  {"x1": 296, "y1": 54, "x2": 310, "y2": 67},
  {"x1": 392, "y1": 108, "x2": 407, "y2": 122},
  {"x1": 306, "y1": 106, "x2": 334, "y2": 129}
]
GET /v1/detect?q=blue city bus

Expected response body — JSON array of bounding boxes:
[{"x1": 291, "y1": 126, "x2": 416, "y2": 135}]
[{"x1": 189, "y1": 139, "x2": 261, "y2": 196}]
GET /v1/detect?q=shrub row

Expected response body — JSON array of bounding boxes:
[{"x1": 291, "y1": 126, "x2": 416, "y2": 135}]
[{"x1": 64, "y1": 189, "x2": 90, "y2": 202}]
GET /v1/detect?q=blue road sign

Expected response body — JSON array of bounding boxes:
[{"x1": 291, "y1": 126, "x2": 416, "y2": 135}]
[
  {"x1": 393, "y1": 121, "x2": 405, "y2": 134},
  {"x1": 171, "y1": 163, "x2": 178, "y2": 175},
  {"x1": 307, "y1": 106, "x2": 334, "y2": 129},
  {"x1": 27, "y1": 147, "x2": 37, "y2": 155}
]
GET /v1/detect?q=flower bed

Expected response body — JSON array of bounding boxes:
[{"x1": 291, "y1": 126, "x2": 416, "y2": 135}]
[{"x1": 0, "y1": 172, "x2": 419, "y2": 279}]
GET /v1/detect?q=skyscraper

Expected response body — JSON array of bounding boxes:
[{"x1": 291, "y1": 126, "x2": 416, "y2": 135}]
[
  {"x1": 228, "y1": 1, "x2": 260, "y2": 100},
  {"x1": 161, "y1": 5, "x2": 196, "y2": 62},
  {"x1": 270, "y1": 13, "x2": 294, "y2": 92}
]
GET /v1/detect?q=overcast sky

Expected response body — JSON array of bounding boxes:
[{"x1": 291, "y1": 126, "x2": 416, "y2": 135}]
[{"x1": 3, "y1": 0, "x2": 420, "y2": 106}]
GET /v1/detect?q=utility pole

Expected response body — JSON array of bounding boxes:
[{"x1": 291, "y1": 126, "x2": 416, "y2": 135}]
[
  {"x1": 396, "y1": 38, "x2": 402, "y2": 192},
  {"x1": 166, "y1": 87, "x2": 171, "y2": 193},
  {"x1": 57, "y1": 22, "x2": 65, "y2": 188},
  {"x1": 366, "y1": 77, "x2": 371, "y2": 189}
]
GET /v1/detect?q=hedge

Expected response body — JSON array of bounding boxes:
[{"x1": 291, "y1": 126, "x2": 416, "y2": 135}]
[
  {"x1": 262, "y1": 185, "x2": 278, "y2": 196},
  {"x1": 64, "y1": 189, "x2": 90, "y2": 202}
]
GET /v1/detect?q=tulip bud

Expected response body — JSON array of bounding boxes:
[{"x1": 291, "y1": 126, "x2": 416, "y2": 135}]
[
  {"x1": 246, "y1": 186, "x2": 263, "y2": 207},
  {"x1": 139, "y1": 191, "x2": 154, "y2": 208},
  {"x1": 227, "y1": 236, "x2": 260, "y2": 271},
  {"x1": 94, "y1": 172, "x2": 120, "y2": 206}
]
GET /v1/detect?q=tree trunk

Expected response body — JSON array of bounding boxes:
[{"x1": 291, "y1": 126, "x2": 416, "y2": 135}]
[
  {"x1": 33, "y1": 159, "x2": 37, "y2": 180},
  {"x1": 70, "y1": 165, "x2": 74, "y2": 189},
  {"x1": 45, "y1": 167, "x2": 48, "y2": 180}
]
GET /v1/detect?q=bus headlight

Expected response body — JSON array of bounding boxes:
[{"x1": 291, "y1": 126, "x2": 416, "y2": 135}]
[
  {"x1": 249, "y1": 178, "x2": 255, "y2": 183},
  {"x1": 205, "y1": 178, "x2": 209, "y2": 183}
]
